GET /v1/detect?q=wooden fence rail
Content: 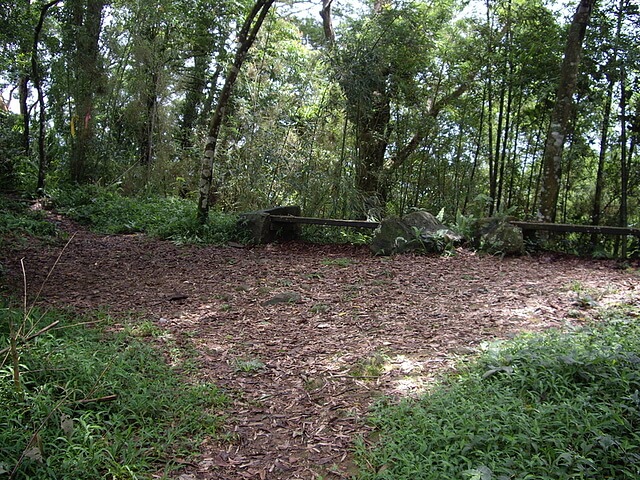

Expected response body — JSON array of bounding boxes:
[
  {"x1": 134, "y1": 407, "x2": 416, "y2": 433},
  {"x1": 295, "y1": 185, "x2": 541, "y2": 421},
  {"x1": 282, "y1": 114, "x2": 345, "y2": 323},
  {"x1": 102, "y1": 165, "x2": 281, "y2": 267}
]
[
  {"x1": 242, "y1": 207, "x2": 640, "y2": 244},
  {"x1": 510, "y1": 221, "x2": 640, "y2": 237}
]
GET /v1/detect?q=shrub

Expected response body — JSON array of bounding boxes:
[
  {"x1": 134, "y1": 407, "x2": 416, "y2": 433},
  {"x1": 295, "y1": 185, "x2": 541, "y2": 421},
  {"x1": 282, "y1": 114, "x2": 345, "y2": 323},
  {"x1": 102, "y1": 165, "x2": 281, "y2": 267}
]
[
  {"x1": 356, "y1": 306, "x2": 640, "y2": 479},
  {"x1": 0, "y1": 305, "x2": 228, "y2": 478},
  {"x1": 52, "y1": 186, "x2": 243, "y2": 244}
]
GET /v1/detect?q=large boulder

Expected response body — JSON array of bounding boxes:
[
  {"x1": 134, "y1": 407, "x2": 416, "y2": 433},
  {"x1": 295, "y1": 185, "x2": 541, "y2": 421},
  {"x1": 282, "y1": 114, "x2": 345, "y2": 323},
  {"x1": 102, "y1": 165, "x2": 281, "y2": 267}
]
[
  {"x1": 369, "y1": 216, "x2": 415, "y2": 255},
  {"x1": 472, "y1": 217, "x2": 524, "y2": 255},
  {"x1": 238, "y1": 206, "x2": 302, "y2": 244},
  {"x1": 370, "y1": 211, "x2": 462, "y2": 255}
]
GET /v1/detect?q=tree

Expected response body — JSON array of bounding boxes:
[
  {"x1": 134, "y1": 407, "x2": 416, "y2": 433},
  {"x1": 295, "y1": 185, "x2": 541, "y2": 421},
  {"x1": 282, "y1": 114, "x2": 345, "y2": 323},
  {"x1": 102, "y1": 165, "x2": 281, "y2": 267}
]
[
  {"x1": 197, "y1": 0, "x2": 276, "y2": 223},
  {"x1": 33, "y1": 0, "x2": 63, "y2": 192},
  {"x1": 538, "y1": 0, "x2": 596, "y2": 222},
  {"x1": 63, "y1": 0, "x2": 107, "y2": 184},
  {"x1": 323, "y1": 0, "x2": 472, "y2": 216}
]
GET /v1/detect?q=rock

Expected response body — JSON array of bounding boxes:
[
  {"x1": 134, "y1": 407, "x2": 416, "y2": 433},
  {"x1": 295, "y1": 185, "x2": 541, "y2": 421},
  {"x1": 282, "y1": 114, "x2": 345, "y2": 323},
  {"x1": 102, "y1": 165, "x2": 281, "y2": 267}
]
[
  {"x1": 402, "y1": 211, "x2": 443, "y2": 231},
  {"x1": 472, "y1": 217, "x2": 524, "y2": 255},
  {"x1": 238, "y1": 206, "x2": 302, "y2": 244},
  {"x1": 369, "y1": 216, "x2": 414, "y2": 255},
  {"x1": 262, "y1": 292, "x2": 303, "y2": 305},
  {"x1": 370, "y1": 211, "x2": 462, "y2": 255}
]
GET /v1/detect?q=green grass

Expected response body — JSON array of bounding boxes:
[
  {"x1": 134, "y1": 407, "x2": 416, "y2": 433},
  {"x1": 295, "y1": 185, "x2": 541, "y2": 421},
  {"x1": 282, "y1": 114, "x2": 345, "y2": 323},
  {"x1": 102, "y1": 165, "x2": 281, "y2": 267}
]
[
  {"x1": 52, "y1": 185, "x2": 244, "y2": 245},
  {"x1": 0, "y1": 197, "x2": 62, "y2": 250},
  {"x1": 355, "y1": 305, "x2": 640, "y2": 479},
  {"x1": 0, "y1": 305, "x2": 228, "y2": 479},
  {"x1": 300, "y1": 224, "x2": 373, "y2": 245}
]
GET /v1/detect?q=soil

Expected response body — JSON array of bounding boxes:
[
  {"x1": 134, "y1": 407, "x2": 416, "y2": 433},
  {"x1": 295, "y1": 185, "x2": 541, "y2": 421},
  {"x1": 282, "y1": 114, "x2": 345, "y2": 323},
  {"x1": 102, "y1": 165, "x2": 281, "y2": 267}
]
[{"x1": 2, "y1": 214, "x2": 639, "y2": 479}]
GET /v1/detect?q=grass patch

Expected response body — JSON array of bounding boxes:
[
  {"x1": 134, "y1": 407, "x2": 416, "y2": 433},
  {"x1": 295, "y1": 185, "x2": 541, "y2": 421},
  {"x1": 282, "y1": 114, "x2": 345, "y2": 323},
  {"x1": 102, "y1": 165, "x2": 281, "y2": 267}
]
[
  {"x1": 0, "y1": 196, "x2": 62, "y2": 250},
  {"x1": 301, "y1": 224, "x2": 373, "y2": 245},
  {"x1": 52, "y1": 185, "x2": 244, "y2": 245},
  {"x1": 355, "y1": 305, "x2": 640, "y2": 479},
  {"x1": 321, "y1": 257, "x2": 355, "y2": 268},
  {"x1": 233, "y1": 358, "x2": 266, "y2": 374},
  {"x1": 0, "y1": 304, "x2": 228, "y2": 478}
]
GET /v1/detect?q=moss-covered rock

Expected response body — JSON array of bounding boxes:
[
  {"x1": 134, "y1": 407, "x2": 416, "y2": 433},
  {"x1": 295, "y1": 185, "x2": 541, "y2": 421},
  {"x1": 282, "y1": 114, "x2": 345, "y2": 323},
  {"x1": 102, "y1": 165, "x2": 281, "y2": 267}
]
[
  {"x1": 472, "y1": 217, "x2": 524, "y2": 255},
  {"x1": 370, "y1": 211, "x2": 462, "y2": 255}
]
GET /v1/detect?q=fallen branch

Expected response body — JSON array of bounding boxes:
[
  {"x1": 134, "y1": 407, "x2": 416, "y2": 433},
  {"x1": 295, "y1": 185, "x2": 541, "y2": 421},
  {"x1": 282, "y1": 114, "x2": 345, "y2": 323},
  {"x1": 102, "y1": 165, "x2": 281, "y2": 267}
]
[
  {"x1": 0, "y1": 320, "x2": 60, "y2": 357},
  {"x1": 76, "y1": 394, "x2": 118, "y2": 405}
]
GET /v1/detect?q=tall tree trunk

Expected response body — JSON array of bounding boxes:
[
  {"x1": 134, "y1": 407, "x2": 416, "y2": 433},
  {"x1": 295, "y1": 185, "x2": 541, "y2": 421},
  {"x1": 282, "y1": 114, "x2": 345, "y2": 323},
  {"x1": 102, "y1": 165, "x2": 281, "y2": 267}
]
[
  {"x1": 353, "y1": 91, "x2": 392, "y2": 208},
  {"x1": 619, "y1": 64, "x2": 628, "y2": 259},
  {"x1": 33, "y1": 0, "x2": 63, "y2": 193},
  {"x1": 197, "y1": 0, "x2": 276, "y2": 223},
  {"x1": 18, "y1": 75, "x2": 30, "y2": 157},
  {"x1": 68, "y1": 0, "x2": 105, "y2": 184},
  {"x1": 179, "y1": 47, "x2": 209, "y2": 149},
  {"x1": 591, "y1": 0, "x2": 622, "y2": 244},
  {"x1": 538, "y1": 0, "x2": 595, "y2": 221},
  {"x1": 592, "y1": 79, "x2": 615, "y2": 227},
  {"x1": 463, "y1": 86, "x2": 487, "y2": 214}
]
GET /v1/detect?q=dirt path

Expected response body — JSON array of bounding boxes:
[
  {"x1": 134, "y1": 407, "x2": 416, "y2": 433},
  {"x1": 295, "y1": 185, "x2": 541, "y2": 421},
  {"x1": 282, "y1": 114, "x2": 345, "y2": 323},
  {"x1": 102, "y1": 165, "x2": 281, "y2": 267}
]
[{"x1": 2, "y1": 217, "x2": 638, "y2": 479}]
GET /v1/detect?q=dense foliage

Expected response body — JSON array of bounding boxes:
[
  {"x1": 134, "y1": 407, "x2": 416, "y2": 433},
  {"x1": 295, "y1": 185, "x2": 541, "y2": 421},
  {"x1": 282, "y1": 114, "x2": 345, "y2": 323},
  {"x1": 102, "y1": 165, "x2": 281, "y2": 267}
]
[
  {"x1": 355, "y1": 306, "x2": 640, "y2": 479},
  {"x1": 0, "y1": 0, "x2": 638, "y2": 255},
  {"x1": 0, "y1": 306, "x2": 228, "y2": 478}
]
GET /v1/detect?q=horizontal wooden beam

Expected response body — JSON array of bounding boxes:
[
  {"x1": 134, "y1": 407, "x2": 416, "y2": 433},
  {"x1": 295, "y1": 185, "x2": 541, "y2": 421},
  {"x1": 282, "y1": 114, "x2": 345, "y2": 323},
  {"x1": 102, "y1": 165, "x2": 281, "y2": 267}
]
[
  {"x1": 510, "y1": 221, "x2": 640, "y2": 237},
  {"x1": 269, "y1": 214, "x2": 639, "y2": 237},
  {"x1": 270, "y1": 215, "x2": 380, "y2": 229}
]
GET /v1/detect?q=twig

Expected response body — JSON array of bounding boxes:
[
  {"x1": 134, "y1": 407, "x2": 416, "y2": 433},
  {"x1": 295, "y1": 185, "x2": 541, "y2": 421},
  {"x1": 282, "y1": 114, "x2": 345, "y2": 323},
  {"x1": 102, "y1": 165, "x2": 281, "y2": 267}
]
[
  {"x1": 76, "y1": 394, "x2": 118, "y2": 404},
  {"x1": 10, "y1": 396, "x2": 68, "y2": 479},
  {"x1": 25, "y1": 233, "x2": 76, "y2": 321},
  {"x1": 21, "y1": 258, "x2": 27, "y2": 315},
  {"x1": 0, "y1": 320, "x2": 60, "y2": 357}
]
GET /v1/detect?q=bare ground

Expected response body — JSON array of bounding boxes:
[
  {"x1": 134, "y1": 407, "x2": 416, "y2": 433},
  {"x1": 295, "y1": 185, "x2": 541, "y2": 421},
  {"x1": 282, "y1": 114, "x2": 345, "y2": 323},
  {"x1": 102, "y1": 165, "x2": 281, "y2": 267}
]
[{"x1": 2, "y1": 215, "x2": 639, "y2": 479}]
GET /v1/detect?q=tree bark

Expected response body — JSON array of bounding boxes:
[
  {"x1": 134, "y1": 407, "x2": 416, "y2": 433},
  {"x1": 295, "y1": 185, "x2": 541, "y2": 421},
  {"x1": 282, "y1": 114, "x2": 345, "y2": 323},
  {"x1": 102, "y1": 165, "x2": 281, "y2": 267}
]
[
  {"x1": 32, "y1": 0, "x2": 63, "y2": 193},
  {"x1": 320, "y1": 0, "x2": 335, "y2": 45},
  {"x1": 538, "y1": 0, "x2": 595, "y2": 221},
  {"x1": 197, "y1": 0, "x2": 276, "y2": 223},
  {"x1": 68, "y1": 0, "x2": 106, "y2": 184},
  {"x1": 619, "y1": 64, "x2": 628, "y2": 259},
  {"x1": 591, "y1": 0, "x2": 623, "y2": 248}
]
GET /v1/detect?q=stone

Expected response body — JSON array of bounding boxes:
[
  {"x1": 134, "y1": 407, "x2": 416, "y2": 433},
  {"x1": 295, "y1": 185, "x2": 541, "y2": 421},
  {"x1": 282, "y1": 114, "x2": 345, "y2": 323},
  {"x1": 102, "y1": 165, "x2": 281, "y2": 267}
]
[
  {"x1": 369, "y1": 216, "x2": 415, "y2": 255},
  {"x1": 262, "y1": 292, "x2": 303, "y2": 305},
  {"x1": 238, "y1": 206, "x2": 302, "y2": 244},
  {"x1": 370, "y1": 211, "x2": 462, "y2": 255},
  {"x1": 473, "y1": 217, "x2": 524, "y2": 255}
]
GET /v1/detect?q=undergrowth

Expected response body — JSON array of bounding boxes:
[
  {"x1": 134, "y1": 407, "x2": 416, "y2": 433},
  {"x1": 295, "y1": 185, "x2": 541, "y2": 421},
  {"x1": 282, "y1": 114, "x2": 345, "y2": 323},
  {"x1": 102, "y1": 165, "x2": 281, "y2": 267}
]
[
  {"x1": 356, "y1": 304, "x2": 640, "y2": 479},
  {"x1": 52, "y1": 186, "x2": 244, "y2": 245},
  {"x1": 300, "y1": 224, "x2": 372, "y2": 245},
  {"x1": 0, "y1": 196, "x2": 61, "y2": 250},
  {"x1": 0, "y1": 304, "x2": 228, "y2": 479}
]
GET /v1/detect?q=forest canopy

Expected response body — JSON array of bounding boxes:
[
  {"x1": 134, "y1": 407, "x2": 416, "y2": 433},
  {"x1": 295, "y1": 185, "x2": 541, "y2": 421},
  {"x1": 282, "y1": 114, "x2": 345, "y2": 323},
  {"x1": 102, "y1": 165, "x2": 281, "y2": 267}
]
[{"x1": 1, "y1": 0, "x2": 638, "y2": 245}]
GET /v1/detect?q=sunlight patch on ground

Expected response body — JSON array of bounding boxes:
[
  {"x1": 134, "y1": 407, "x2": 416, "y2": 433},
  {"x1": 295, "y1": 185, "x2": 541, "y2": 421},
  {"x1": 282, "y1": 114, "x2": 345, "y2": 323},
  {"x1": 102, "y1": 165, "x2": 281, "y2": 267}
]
[{"x1": 384, "y1": 354, "x2": 458, "y2": 397}]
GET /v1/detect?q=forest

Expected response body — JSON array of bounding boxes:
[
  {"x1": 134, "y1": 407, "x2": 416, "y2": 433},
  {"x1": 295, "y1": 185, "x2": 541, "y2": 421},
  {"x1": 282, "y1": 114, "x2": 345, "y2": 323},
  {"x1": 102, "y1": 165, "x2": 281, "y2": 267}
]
[
  {"x1": 2, "y1": 1, "x2": 640, "y2": 479},
  {"x1": 1, "y1": 0, "x2": 638, "y2": 255}
]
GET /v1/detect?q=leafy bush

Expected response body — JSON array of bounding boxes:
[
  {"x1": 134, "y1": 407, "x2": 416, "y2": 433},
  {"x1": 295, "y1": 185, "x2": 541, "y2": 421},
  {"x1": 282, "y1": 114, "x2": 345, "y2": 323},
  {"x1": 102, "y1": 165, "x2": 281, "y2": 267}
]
[
  {"x1": 0, "y1": 197, "x2": 61, "y2": 250},
  {"x1": 52, "y1": 186, "x2": 243, "y2": 244},
  {"x1": 300, "y1": 224, "x2": 373, "y2": 245},
  {"x1": 356, "y1": 306, "x2": 640, "y2": 479},
  {"x1": 0, "y1": 306, "x2": 228, "y2": 478}
]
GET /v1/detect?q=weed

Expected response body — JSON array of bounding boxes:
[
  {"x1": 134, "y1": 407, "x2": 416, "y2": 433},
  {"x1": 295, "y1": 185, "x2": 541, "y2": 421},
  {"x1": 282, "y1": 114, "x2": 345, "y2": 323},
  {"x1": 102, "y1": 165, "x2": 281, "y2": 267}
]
[
  {"x1": 350, "y1": 352, "x2": 389, "y2": 379},
  {"x1": 233, "y1": 358, "x2": 265, "y2": 374},
  {"x1": 0, "y1": 197, "x2": 62, "y2": 250},
  {"x1": 322, "y1": 257, "x2": 354, "y2": 268},
  {"x1": 0, "y1": 304, "x2": 228, "y2": 478},
  {"x1": 126, "y1": 319, "x2": 161, "y2": 338},
  {"x1": 301, "y1": 225, "x2": 373, "y2": 245},
  {"x1": 52, "y1": 185, "x2": 243, "y2": 245},
  {"x1": 310, "y1": 303, "x2": 331, "y2": 314},
  {"x1": 354, "y1": 305, "x2": 640, "y2": 479}
]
